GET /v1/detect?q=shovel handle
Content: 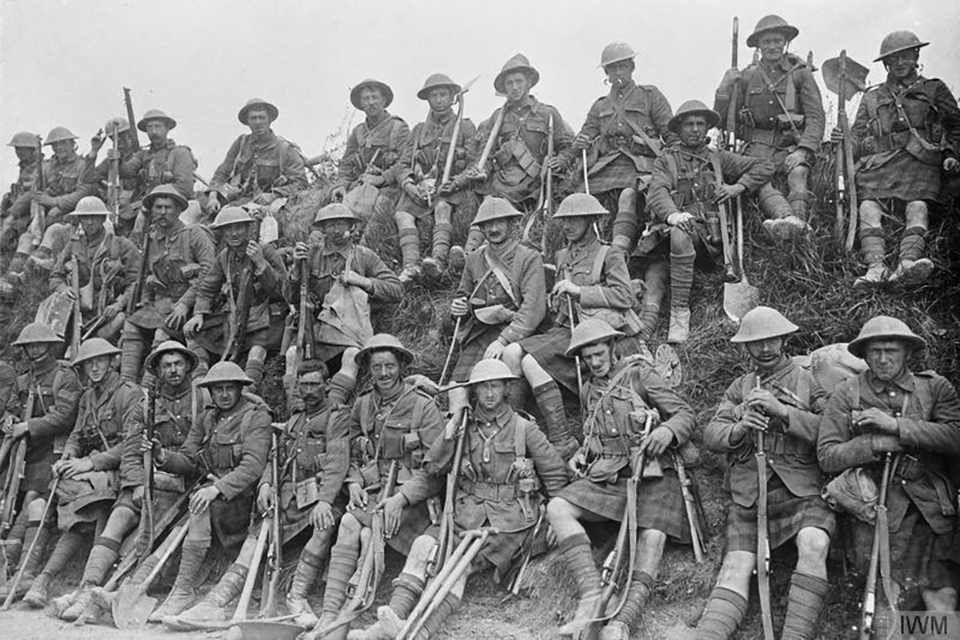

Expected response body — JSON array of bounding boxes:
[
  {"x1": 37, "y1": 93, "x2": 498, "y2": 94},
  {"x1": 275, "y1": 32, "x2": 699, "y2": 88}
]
[
  {"x1": 231, "y1": 517, "x2": 271, "y2": 623},
  {"x1": 142, "y1": 519, "x2": 190, "y2": 589}
]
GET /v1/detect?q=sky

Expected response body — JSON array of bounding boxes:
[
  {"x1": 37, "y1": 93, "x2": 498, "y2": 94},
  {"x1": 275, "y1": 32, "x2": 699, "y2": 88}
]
[{"x1": 1, "y1": 0, "x2": 958, "y2": 186}]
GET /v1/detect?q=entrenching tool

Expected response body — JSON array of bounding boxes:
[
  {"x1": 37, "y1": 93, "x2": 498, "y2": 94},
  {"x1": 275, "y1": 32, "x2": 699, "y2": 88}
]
[
  {"x1": 231, "y1": 516, "x2": 272, "y2": 624},
  {"x1": 860, "y1": 453, "x2": 897, "y2": 640},
  {"x1": 722, "y1": 198, "x2": 759, "y2": 322},
  {"x1": 438, "y1": 316, "x2": 461, "y2": 387},
  {"x1": 439, "y1": 76, "x2": 480, "y2": 189},
  {"x1": 823, "y1": 50, "x2": 869, "y2": 252},
  {"x1": 2, "y1": 473, "x2": 60, "y2": 610},
  {"x1": 654, "y1": 343, "x2": 682, "y2": 389},
  {"x1": 426, "y1": 411, "x2": 468, "y2": 580}
]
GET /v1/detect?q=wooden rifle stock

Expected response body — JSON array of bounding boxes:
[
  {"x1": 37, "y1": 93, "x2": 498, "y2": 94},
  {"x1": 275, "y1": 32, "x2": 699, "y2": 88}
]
[
  {"x1": 428, "y1": 411, "x2": 468, "y2": 578},
  {"x1": 476, "y1": 101, "x2": 507, "y2": 171},
  {"x1": 1, "y1": 387, "x2": 35, "y2": 533},
  {"x1": 223, "y1": 264, "x2": 253, "y2": 362},
  {"x1": 860, "y1": 453, "x2": 895, "y2": 639},
  {"x1": 755, "y1": 378, "x2": 774, "y2": 640},
  {"x1": 299, "y1": 260, "x2": 313, "y2": 363},
  {"x1": 140, "y1": 382, "x2": 158, "y2": 556},
  {"x1": 262, "y1": 429, "x2": 283, "y2": 617},
  {"x1": 127, "y1": 220, "x2": 150, "y2": 315}
]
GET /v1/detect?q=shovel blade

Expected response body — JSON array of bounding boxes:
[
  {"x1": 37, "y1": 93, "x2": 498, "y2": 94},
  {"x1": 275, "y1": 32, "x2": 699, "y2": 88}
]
[
  {"x1": 822, "y1": 52, "x2": 869, "y2": 98},
  {"x1": 723, "y1": 278, "x2": 760, "y2": 322},
  {"x1": 112, "y1": 582, "x2": 155, "y2": 630}
]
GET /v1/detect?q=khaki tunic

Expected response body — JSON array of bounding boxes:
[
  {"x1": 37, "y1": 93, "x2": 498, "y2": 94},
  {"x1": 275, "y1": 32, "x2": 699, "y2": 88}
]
[
  {"x1": 210, "y1": 131, "x2": 308, "y2": 202},
  {"x1": 120, "y1": 139, "x2": 197, "y2": 202}
]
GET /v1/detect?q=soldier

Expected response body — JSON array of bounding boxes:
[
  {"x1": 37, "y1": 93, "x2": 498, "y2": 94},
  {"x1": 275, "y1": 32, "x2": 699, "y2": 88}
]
[
  {"x1": 818, "y1": 316, "x2": 960, "y2": 620},
  {"x1": 0, "y1": 131, "x2": 42, "y2": 250},
  {"x1": 548, "y1": 319, "x2": 696, "y2": 639},
  {"x1": 351, "y1": 359, "x2": 567, "y2": 639},
  {"x1": 394, "y1": 73, "x2": 478, "y2": 282},
  {"x1": 560, "y1": 42, "x2": 677, "y2": 254},
  {"x1": 305, "y1": 334, "x2": 444, "y2": 640},
  {"x1": 183, "y1": 206, "x2": 288, "y2": 388},
  {"x1": 644, "y1": 100, "x2": 774, "y2": 343},
  {"x1": 696, "y1": 307, "x2": 833, "y2": 640},
  {"x1": 715, "y1": 15, "x2": 825, "y2": 241},
  {"x1": 147, "y1": 361, "x2": 272, "y2": 622},
  {"x1": 447, "y1": 197, "x2": 546, "y2": 430},
  {"x1": 22, "y1": 339, "x2": 142, "y2": 609},
  {"x1": 502, "y1": 193, "x2": 637, "y2": 459},
  {"x1": 86, "y1": 117, "x2": 141, "y2": 234},
  {"x1": 204, "y1": 98, "x2": 308, "y2": 217},
  {"x1": 331, "y1": 79, "x2": 409, "y2": 244},
  {"x1": 120, "y1": 109, "x2": 197, "y2": 206},
  {"x1": 833, "y1": 31, "x2": 960, "y2": 287},
  {"x1": 48, "y1": 196, "x2": 141, "y2": 343},
  {"x1": 0, "y1": 323, "x2": 81, "y2": 600},
  {"x1": 120, "y1": 184, "x2": 215, "y2": 384}
]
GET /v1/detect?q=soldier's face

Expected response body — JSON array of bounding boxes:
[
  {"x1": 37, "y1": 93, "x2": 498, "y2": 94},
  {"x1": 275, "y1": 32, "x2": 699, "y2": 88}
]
[
  {"x1": 369, "y1": 351, "x2": 401, "y2": 394},
  {"x1": 359, "y1": 88, "x2": 386, "y2": 119},
  {"x1": 15, "y1": 147, "x2": 36, "y2": 164},
  {"x1": 604, "y1": 60, "x2": 634, "y2": 86},
  {"x1": 475, "y1": 380, "x2": 506, "y2": 413},
  {"x1": 745, "y1": 337, "x2": 784, "y2": 371},
  {"x1": 503, "y1": 72, "x2": 530, "y2": 102},
  {"x1": 427, "y1": 88, "x2": 455, "y2": 114},
  {"x1": 158, "y1": 353, "x2": 189, "y2": 388},
  {"x1": 78, "y1": 216, "x2": 105, "y2": 236},
  {"x1": 51, "y1": 139, "x2": 75, "y2": 160},
  {"x1": 479, "y1": 219, "x2": 511, "y2": 245},
  {"x1": 211, "y1": 382, "x2": 242, "y2": 410},
  {"x1": 581, "y1": 342, "x2": 613, "y2": 378},
  {"x1": 679, "y1": 116, "x2": 709, "y2": 147},
  {"x1": 298, "y1": 371, "x2": 327, "y2": 406},
  {"x1": 83, "y1": 355, "x2": 114, "y2": 384},
  {"x1": 145, "y1": 121, "x2": 170, "y2": 145},
  {"x1": 319, "y1": 220, "x2": 354, "y2": 245},
  {"x1": 884, "y1": 49, "x2": 919, "y2": 81},
  {"x1": 560, "y1": 215, "x2": 592, "y2": 243},
  {"x1": 246, "y1": 109, "x2": 272, "y2": 136},
  {"x1": 222, "y1": 222, "x2": 252, "y2": 248},
  {"x1": 150, "y1": 197, "x2": 181, "y2": 229},
  {"x1": 863, "y1": 340, "x2": 908, "y2": 382},
  {"x1": 758, "y1": 34, "x2": 786, "y2": 63},
  {"x1": 23, "y1": 343, "x2": 51, "y2": 363}
]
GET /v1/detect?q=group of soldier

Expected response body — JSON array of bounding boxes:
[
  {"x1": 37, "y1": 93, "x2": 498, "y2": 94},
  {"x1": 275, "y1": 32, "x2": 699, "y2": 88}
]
[{"x1": 0, "y1": 12, "x2": 958, "y2": 640}]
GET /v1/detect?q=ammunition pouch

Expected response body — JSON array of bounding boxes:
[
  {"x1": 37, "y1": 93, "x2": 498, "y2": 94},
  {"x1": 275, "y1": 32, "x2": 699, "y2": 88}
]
[
  {"x1": 894, "y1": 454, "x2": 926, "y2": 482},
  {"x1": 493, "y1": 139, "x2": 541, "y2": 180}
]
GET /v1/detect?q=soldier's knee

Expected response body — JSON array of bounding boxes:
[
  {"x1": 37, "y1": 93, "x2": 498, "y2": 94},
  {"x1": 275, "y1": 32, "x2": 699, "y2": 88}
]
[
  {"x1": 546, "y1": 496, "x2": 574, "y2": 525},
  {"x1": 617, "y1": 188, "x2": 637, "y2": 213},
  {"x1": 247, "y1": 345, "x2": 267, "y2": 363},
  {"x1": 338, "y1": 512, "x2": 362, "y2": 538},
  {"x1": 904, "y1": 200, "x2": 929, "y2": 226},
  {"x1": 796, "y1": 527, "x2": 830, "y2": 562},
  {"x1": 26, "y1": 497, "x2": 47, "y2": 520},
  {"x1": 434, "y1": 201, "x2": 452, "y2": 222},
  {"x1": 520, "y1": 353, "x2": 548, "y2": 383},
  {"x1": 668, "y1": 226, "x2": 694, "y2": 252},
  {"x1": 858, "y1": 200, "x2": 883, "y2": 226},
  {"x1": 394, "y1": 210, "x2": 415, "y2": 227},
  {"x1": 186, "y1": 509, "x2": 213, "y2": 541},
  {"x1": 500, "y1": 343, "x2": 523, "y2": 372},
  {"x1": 717, "y1": 550, "x2": 755, "y2": 583},
  {"x1": 408, "y1": 535, "x2": 438, "y2": 563},
  {"x1": 638, "y1": 528, "x2": 667, "y2": 548}
]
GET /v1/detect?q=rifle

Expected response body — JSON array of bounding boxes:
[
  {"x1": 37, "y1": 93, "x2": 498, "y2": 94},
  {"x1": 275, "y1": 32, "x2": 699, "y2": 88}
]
[
  {"x1": 439, "y1": 78, "x2": 478, "y2": 188},
  {"x1": 107, "y1": 130, "x2": 122, "y2": 218},
  {"x1": 27, "y1": 136, "x2": 45, "y2": 250},
  {"x1": 69, "y1": 230, "x2": 84, "y2": 358},
  {"x1": 723, "y1": 18, "x2": 740, "y2": 152},
  {"x1": 755, "y1": 377, "x2": 774, "y2": 640},
  {"x1": 127, "y1": 216, "x2": 151, "y2": 315},
  {"x1": 524, "y1": 114, "x2": 555, "y2": 252},
  {"x1": 674, "y1": 452, "x2": 705, "y2": 563},
  {"x1": 2, "y1": 473, "x2": 59, "y2": 611},
  {"x1": 298, "y1": 260, "x2": 314, "y2": 364},
  {"x1": 425, "y1": 411, "x2": 468, "y2": 579},
  {"x1": 261, "y1": 428, "x2": 283, "y2": 617},
  {"x1": 0, "y1": 387, "x2": 34, "y2": 534},
  {"x1": 139, "y1": 382, "x2": 158, "y2": 557},
  {"x1": 860, "y1": 453, "x2": 897, "y2": 640},
  {"x1": 123, "y1": 88, "x2": 141, "y2": 153},
  {"x1": 475, "y1": 100, "x2": 508, "y2": 174},
  {"x1": 222, "y1": 263, "x2": 253, "y2": 362}
]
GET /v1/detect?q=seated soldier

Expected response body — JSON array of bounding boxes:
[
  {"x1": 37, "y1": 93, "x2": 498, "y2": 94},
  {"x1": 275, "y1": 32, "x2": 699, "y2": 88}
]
[
  {"x1": 0, "y1": 131, "x2": 41, "y2": 252},
  {"x1": 644, "y1": 100, "x2": 773, "y2": 343},
  {"x1": 549, "y1": 319, "x2": 697, "y2": 639},
  {"x1": 48, "y1": 196, "x2": 141, "y2": 343},
  {"x1": 447, "y1": 197, "x2": 546, "y2": 430},
  {"x1": 696, "y1": 307, "x2": 833, "y2": 640},
  {"x1": 503, "y1": 193, "x2": 636, "y2": 460},
  {"x1": 304, "y1": 334, "x2": 444, "y2": 640},
  {"x1": 147, "y1": 361, "x2": 272, "y2": 622},
  {"x1": 204, "y1": 98, "x2": 308, "y2": 219},
  {"x1": 350, "y1": 359, "x2": 567, "y2": 639},
  {"x1": 0, "y1": 323, "x2": 81, "y2": 600},
  {"x1": 819, "y1": 316, "x2": 960, "y2": 626},
  {"x1": 119, "y1": 109, "x2": 197, "y2": 211},
  {"x1": 22, "y1": 339, "x2": 142, "y2": 609},
  {"x1": 120, "y1": 185, "x2": 215, "y2": 384},
  {"x1": 183, "y1": 206, "x2": 288, "y2": 388},
  {"x1": 86, "y1": 116, "x2": 142, "y2": 233},
  {"x1": 394, "y1": 73, "x2": 478, "y2": 282}
]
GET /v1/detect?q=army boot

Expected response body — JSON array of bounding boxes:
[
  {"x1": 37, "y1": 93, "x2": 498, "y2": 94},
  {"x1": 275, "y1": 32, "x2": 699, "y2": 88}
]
[
  {"x1": 667, "y1": 251, "x2": 695, "y2": 344},
  {"x1": 853, "y1": 230, "x2": 888, "y2": 287},
  {"x1": 693, "y1": 587, "x2": 748, "y2": 640},
  {"x1": 532, "y1": 380, "x2": 578, "y2": 459},
  {"x1": 166, "y1": 562, "x2": 247, "y2": 628},
  {"x1": 557, "y1": 533, "x2": 603, "y2": 637},
  {"x1": 423, "y1": 219, "x2": 453, "y2": 279},
  {"x1": 287, "y1": 547, "x2": 326, "y2": 628},
  {"x1": 359, "y1": 572, "x2": 427, "y2": 639},
  {"x1": 306, "y1": 533, "x2": 362, "y2": 640},
  {"x1": 60, "y1": 536, "x2": 121, "y2": 621},
  {"x1": 889, "y1": 225, "x2": 933, "y2": 286},
  {"x1": 601, "y1": 571, "x2": 654, "y2": 640},
  {"x1": 148, "y1": 537, "x2": 209, "y2": 622},
  {"x1": 780, "y1": 571, "x2": 830, "y2": 640},
  {"x1": 24, "y1": 528, "x2": 86, "y2": 608}
]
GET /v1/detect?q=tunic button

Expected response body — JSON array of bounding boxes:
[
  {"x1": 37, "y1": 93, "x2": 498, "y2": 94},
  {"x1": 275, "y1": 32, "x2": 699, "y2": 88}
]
[
  {"x1": 610, "y1": 429, "x2": 617, "y2": 435},
  {"x1": 888, "y1": 391, "x2": 896, "y2": 397},
  {"x1": 901, "y1": 480, "x2": 906, "y2": 485}
]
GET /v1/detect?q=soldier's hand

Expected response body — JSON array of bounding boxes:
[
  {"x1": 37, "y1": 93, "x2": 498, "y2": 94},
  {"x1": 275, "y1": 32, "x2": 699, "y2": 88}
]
[
  {"x1": 829, "y1": 127, "x2": 844, "y2": 145},
  {"x1": 483, "y1": 338, "x2": 506, "y2": 360},
  {"x1": 546, "y1": 156, "x2": 564, "y2": 173},
  {"x1": 10, "y1": 421, "x2": 28, "y2": 440},
  {"x1": 33, "y1": 192, "x2": 57, "y2": 207},
  {"x1": 183, "y1": 314, "x2": 204, "y2": 339},
  {"x1": 347, "y1": 482, "x2": 368, "y2": 510},
  {"x1": 735, "y1": 407, "x2": 769, "y2": 439},
  {"x1": 450, "y1": 297, "x2": 469, "y2": 318},
  {"x1": 132, "y1": 485, "x2": 145, "y2": 508},
  {"x1": 133, "y1": 212, "x2": 147, "y2": 238},
  {"x1": 666, "y1": 211, "x2": 696, "y2": 235},
  {"x1": 567, "y1": 450, "x2": 588, "y2": 479},
  {"x1": 166, "y1": 303, "x2": 191, "y2": 330},
  {"x1": 361, "y1": 173, "x2": 385, "y2": 188},
  {"x1": 379, "y1": 493, "x2": 407, "y2": 539},
  {"x1": 105, "y1": 148, "x2": 121, "y2": 162},
  {"x1": 944, "y1": 157, "x2": 960, "y2": 175},
  {"x1": 719, "y1": 68, "x2": 743, "y2": 91},
  {"x1": 257, "y1": 483, "x2": 274, "y2": 513},
  {"x1": 545, "y1": 524, "x2": 558, "y2": 548},
  {"x1": 246, "y1": 241, "x2": 267, "y2": 271},
  {"x1": 403, "y1": 181, "x2": 426, "y2": 205},
  {"x1": 714, "y1": 183, "x2": 746, "y2": 205},
  {"x1": 57, "y1": 456, "x2": 94, "y2": 479},
  {"x1": 870, "y1": 434, "x2": 903, "y2": 454},
  {"x1": 204, "y1": 192, "x2": 222, "y2": 215},
  {"x1": 641, "y1": 425, "x2": 675, "y2": 457},
  {"x1": 310, "y1": 500, "x2": 335, "y2": 531},
  {"x1": 140, "y1": 431, "x2": 162, "y2": 455},
  {"x1": 747, "y1": 389, "x2": 789, "y2": 420},
  {"x1": 437, "y1": 180, "x2": 457, "y2": 196},
  {"x1": 784, "y1": 149, "x2": 811, "y2": 173},
  {"x1": 293, "y1": 241, "x2": 310, "y2": 262},
  {"x1": 102, "y1": 302, "x2": 122, "y2": 322},
  {"x1": 852, "y1": 408, "x2": 898, "y2": 435},
  {"x1": 462, "y1": 166, "x2": 486, "y2": 183},
  {"x1": 340, "y1": 269, "x2": 369, "y2": 290},
  {"x1": 253, "y1": 192, "x2": 277, "y2": 206},
  {"x1": 90, "y1": 129, "x2": 106, "y2": 155},
  {"x1": 190, "y1": 485, "x2": 221, "y2": 515},
  {"x1": 331, "y1": 186, "x2": 347, "y2": 201},
  {"x1": 48, "y1": 206, "x2": 62, "y2": 220},
  {"x1": 574, "y1": 133, "x2": 592, "y2": 150},
  {"x1": 552, "y1": 279, "x2": 581, "y2": 300}
]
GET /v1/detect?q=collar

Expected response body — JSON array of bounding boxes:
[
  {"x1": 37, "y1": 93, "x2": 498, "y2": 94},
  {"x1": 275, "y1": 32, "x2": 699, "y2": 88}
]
[
  {"x1": 475, "y1": 403, "x2": 511, "y2": 427},
  {"x1": 215, "y1": 396, "x2": 250, "y2": 420},
  {"x1": 250, "y1": 130, "x2": 277, "y2": 147},
  {"x1": 376, "y1": 380, "x2": 405, "y2": 404},
  {"x1": 506, "y1": 95, "x2": 536, "y2": 112},
  {"x1": 609, "y1": 78, "x2": 637, "y2": 98},
  {"x1": 568, "y1": 231, "x2": 599, "y2": 255},
  {"x1": 89, "y1": 370, "x2": 121, "y2": 398},
  {"x1": 885, "y1": 74, "x2": 923, "y2": 92},
  {"x1": 320, "y1": 240, "x2": 352, "y2": 258},
  {"x1": 84, "y1": 228, "x2": 106, "y2": 247},
  {"x1": 52, "y1": 151, "x2": 79, "y2": 166},
  {"x1": 154, "y1": 219, "x2": 185, "y2": 240},
  {"x1": 679, "y1": 142, "x2": 711, "y2": 158},
  {"x1": 30, "y1": 357, "x2": 58, "y2": 378},
  {"x1": 160, "y1": 381, "x2": 193, "y2": 401},
  {"x1": 866, "y1": 368, "x2": 914, "y2": 393},
  {"x1": 149, "y1": 139, "x2": 175, "y2": 151},
  {"x1": 486, "y1": 236, "x2": 519, "y2": 260},
  {"x1": 428, "y1": 110, "x2": 455, "y2": 126},
  {"x1": 760, "y1": 55, "x2": 794, "y2": 74},
  {"x1": 365, "y1": 112, "x2": 391, "y2": 128},
  {"x1": 756, "y1": 355, "x2": 794, "y2": 381}
]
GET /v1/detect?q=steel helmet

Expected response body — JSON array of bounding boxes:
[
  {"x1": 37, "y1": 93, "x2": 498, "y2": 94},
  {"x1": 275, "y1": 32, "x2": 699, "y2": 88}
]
[
  {"x1": 730, "y1": 306, "x2": 799, "y2": 343},
  {"x1": 668, "y1": 100, "x2": 722, "y2": 133},
  {"x1": 137, "y1": 109, "x2": 177, "y2": 132},
  {"x1": 145, "y1": 340, "x2": 199, "y2": 375},
  {"x1": 875, "y1": 31, "x2": 929, "y2": 62},
  {"x1": 474, "y1": 197, "x2": 523, "y2": 225},
  {"x1": 72, "y1": 338, "x2": 121, "y2": 368},
  {"x1": 566, "y1": 319, "x2": 624, "y2": 357},
  {"x1": 104, "y1": 117, "x2": 130, "y2": 138},
  {"x1": 198, "y1": 361, "x2": 254, "y2": 388},
  {"x1": 210, "y1": 206, "x2": 256, "y2": 229},
  {"x1": 67, "y1": 196, "x2": 112, "y2": 218},
  {"x1": 553, "y1": 193, "x2": 608, "y2": 219},
  {"x1": 13, "y1": 322, "x2": 62, "y2": 346},
  {"x1": 600, "y1": 42, "x2": 637, "y2": 68},
  {"x1": 238, "y1": 98, "x2": 279, "y2": 124},
  {"x1": 142, "y1": 184, "x2": 189, "y2": 212},
  {"x1": 7, "y1": 132, "x2": 39, "y2": 148},
  {"x1": 350, "y1": 79, "x2": 394, "y2": 110},
  {"x1": 746, "y1": 15, "x2": 799, "y2": 48},
  {"x1": 466, "y1": 359, "x2": 518, "y2": 385},
  {"x1": 43, "y1": 126, "x2": 79, "y2": 146},
  {"x1": 847, "y1": 316, "x2": 926, "y2": 358},
  {"x1": 417, "y1": 73, "x2": 461, "y2": 100},
  {"x1": 494, "y1": 54, "x2": 540, "y2": 94},
  {"x1": 356, "y1": 334, "x2": 414, "y2": 368},
  {"x1": 313, "y1": 202, "x2": 360, "y2": 226}
]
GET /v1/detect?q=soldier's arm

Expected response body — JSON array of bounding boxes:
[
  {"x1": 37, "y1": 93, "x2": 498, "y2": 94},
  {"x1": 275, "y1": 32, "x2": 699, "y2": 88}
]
[
  {"x1": 933, "y1": 80, "x2": 960, "y2": 156},
  {"x1": 637, "y1": 365, "x2": 696, "y2": 446},
  {"x1": 579, "y1": 246, "x2": 634, "y2": 311},
  {"x1": 780, "y1": 372, "x2": 827, "y2": 445},
  {"x1": 550, "y1": 107, "x2": 574, "y2": 156},
  {"x1": 796, "y1": 68, "x2": 826, "y2": 153},
  {"x1": 119, "y1": 150, "x2": 143, "y2": 180},
  {"x1": 719, "y1": 149, "x2": 774, "y2": 193},
  {"x1": 713, "y1": 70, "x2": 746, "y2": 124},
  {"x1": 645, "y1": 156, "x2": 680, "y2": 222},
  {"x1": 0, "y1": 363, "x2": 15, "y2": 415},
  {"x1": 48, "y1": 245, "x2": 72, "y2": 293},
  {"x1": 53, "y1": 166, "x2": 96, "y2": 214},
  {"x1": 458, "y1": 119, "x2": 480, "y2": 170},
  {"x1": 396, "y1": 123, "x2": 420, "y2": 187},
  {"x1": 275, "y1": 142, "x2": 308, "y2": 195},
  {"x1": 337, "y1": 130, "x2": 361, "y2": 189},
  {"x1": 816, "y1": 379, "x2": 876, "y2": 473},
  {"x1": 210, "y1": 136, "x2": 243, "y2": 190},
  {"x1": 314, "y1": 410, "x2": 351, "y2": 504},
  {"x1": 90, "y1": 386, "x2": 143, "y2": 472},
  {"x1": 526, "y1": 423, "x2": 568, "y2": 496},
  {"x1": 159, "y1": 416, "x2": 206, "y2": 476},
  {"x1": 380, "y1": 120, "x2": 411, "y2": 187},
  {"x1": 168, "y1": 147, "x2": 197, "y2": 200},
  {"x1": 500, "y1": 251, "x2": 547, "y2": 344},
  {"x1": 475, "y1": 111, "x2": 500, "y2": 175},
  {"x1": 119, "y1": 398, "x2": 147, "y2": 489},
  {"x1": 397, "y1": 468, "x2": 445, "y2": 507},
  {"x1": 703, "y1": 380, "x2": 749, "y2": 452},
  {"x1": 327, "y1": 369, "x2": 358, "y2": 407},
  {"x1": 898, "y1": 376, "x2": 960, "y2": 455},
  {"x1": 848, "y1": 96, "x2": 871, "y2": 160},
  {"x1": 256, "y1": 244, "x2": 287, "y2": 301},
  {"x1": 214, "y1": 408, "x2": 272, "y2": 500},
  {"x1": 559, "y1": 100, "x2": 602, "y2": 167},
  {"x1": 415, "y1": 396, "x2": 445, "y2": 453},
  {"x1": 175, "y1": 226, "x2": 216, "y2": 310},
  {"x1": 356, "y1": 247, "x2": 403, "y2": 301},
  {"x1": 26, "y1": 369, "x2": 82, "y2": 440},
  {"x1": 649, "y1": 87, "x2": 679, "y2": 146},
  {"x1": 192, "y1": 251, "x2": 226, "y2": 316},
  {"x1": 341, "y1": 402, "x2": 367, "y2": 487}
]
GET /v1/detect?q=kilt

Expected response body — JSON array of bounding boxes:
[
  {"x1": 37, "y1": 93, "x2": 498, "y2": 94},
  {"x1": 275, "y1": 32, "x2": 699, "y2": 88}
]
[
  {"x1": 587, "y1": 154, "x2": 642, "y2": 195},
  {"x1": 396, "y1": 189, "x2": 468, "y2": 220},
  {"x1": 520, "y1": 326, "x2": 577, "y2": 395},
  {"x1": 350, "y1": 493, "x2": 431, "y2": 556},
  {"x1": 209, "y1": 491, "x2": 255, "y2": 549},
  {"x1": 451, "y1": 324, "x2": 502, "y2": 383},
  {"x1": 56, "y1": 470, "x2": 118, "y2": 531},
  {"x1": 855, "y1": 150, "x2": 941, "y2": 201},
  {"x1": 193, "y1": 315, "x2": 284, "y2": 355},
  {"x1": 559, "y1": 469, "x2": 691, "y2": 543},
  {"x1": 21, "y1": 441, "x2": 56, "y2": 494},
  {"x1": 634, "y1": 220, "x2": 722, "y2": 261},
  {"x1": 112, "y1": 486, "x2": 182, "y2": 520},
  {"x1": 724, "y1": 475, "x2": 835, "y2": 553},
  {"x1": 248, "y1": 488, "x2": 347, "y2": 544}
]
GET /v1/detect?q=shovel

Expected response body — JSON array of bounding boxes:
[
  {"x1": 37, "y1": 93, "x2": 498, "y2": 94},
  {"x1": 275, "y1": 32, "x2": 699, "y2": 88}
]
[
  {"x1": 722, "y1": 198, "x2": 759, "y2": 322},
  {"x1": 112, "y1": 515, "x2": 190, "y2": 629}
]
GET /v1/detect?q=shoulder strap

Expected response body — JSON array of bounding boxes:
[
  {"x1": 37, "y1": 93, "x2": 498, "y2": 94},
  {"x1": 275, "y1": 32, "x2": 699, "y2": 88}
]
[
  {"x1": 590, "y1": 244, "x2": 610, "y2": 285},
  {"x1": 482, "y1": 248, "x2": 519, "y2": 306}
]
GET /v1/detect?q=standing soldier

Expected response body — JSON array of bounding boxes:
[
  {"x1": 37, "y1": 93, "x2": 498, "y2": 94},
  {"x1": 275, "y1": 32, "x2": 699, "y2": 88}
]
[
  {"x1": 644, "y1": 100, "x2": 774, "y2": 343},
  {"x1": 447, "y1": 197, "x2": 546, "y2": 428},
  {"x1": 183, "y1": 206, "x2": 288, "y2": 388},
  {"x1": 560, "y1": 42, "x2": 677, "y2": 254},
  {"x1": 204, "y1": 98, "x2": 308, "y2": 217},
  {"x1": 352, "y1": 359, "x2": 567, "y2": 639},
  {"x1": 834, "y1": 31, "x2": 960, "y2": 287},
  {"x1": 120, "y1": 185, "x2": 215, "y2": 384},
  {"x1": 48, "y1": 196, "x2": 141, "y2": 343},
  {"x1": 394, "y1": 73, "x2": 478, "y2": 282},
  {"x1": 548, "y1": 320, "x2": 697, "y2": 639},
  {"x1": 86, "y1": 117, "x2": 142, "y2": 235},
  {"x1": 0, "y1": 323, "x2": 81, "y2": 600},
  {"x1": 0, "y1": 131, "x2": 42, "y2": 250},
  {"x1": 22, "y1": 339, "x2": 142, "y2": 609},
  {"x1": 147, "y1": 361, "x2": 272, "y2": 622},
  {"x1": 120, "y1": 109, "x2": 197, "y2": 208},
  {"x1": 502, "y1": 193, "x2": 637, "y2": 458},
  {"x1": 697, "y1": 307, "x2": 833, "y2": 640},
  {"x1": 305, "y1": 334, "x2": 444, "y2": 640},
  {"x1": 818, "y1": 316, "x2": 960, "y2": 624},
  {"x1": 715, "y1": 15, "x2": 825, "y2": 241},
  {"x1": 331, "y1": 80, "x2": 409, "y2": 244}
]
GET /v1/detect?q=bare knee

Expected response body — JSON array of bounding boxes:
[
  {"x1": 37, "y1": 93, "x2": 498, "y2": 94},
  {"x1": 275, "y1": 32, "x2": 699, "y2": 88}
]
[
  {"x1": 547, "y1": 497, "x2": 579, "y2": 529},
  {"x1": 715, "y1": 550, "x2": 755, "y2": 596},
  {"x1": 395, "y1": 211, "x2": 415, "y2": 227},
  {"x1": 904, "y1": 200, "x2": 929, "y2": 227},
  {"x1": 859, "y1": 200, "x2": 883, "y2": 226},
  {"x1": 796, "y1": 527, "x2": 830, "y2": 564},
  {"x1": 338, "y1": 512, "x2": 362, "y2": 539},
  {"x1": 669, "y1": 226, "x2": 694, "y2": 254},
  {"x1": 520, "y1": 354, "x2": 550, "y2": 386},
  {"x1": 501, "y1": 343, "x2": 524, "y2": 373}
]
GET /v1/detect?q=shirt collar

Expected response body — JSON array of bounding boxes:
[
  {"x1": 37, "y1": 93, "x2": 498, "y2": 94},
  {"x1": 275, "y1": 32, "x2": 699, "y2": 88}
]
[
  {"x1": 866, "y1": 368, "x2": 915, "y2": 393},
  {"x1": 320, "y1": 240, "x2": 352, "y2": 258},
  {"x1": 475, "y1": 403, "x2": 511, "y2": 426},
  {"x1": 609, "y1": 79, "x2": 637, "y2": 98}
]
